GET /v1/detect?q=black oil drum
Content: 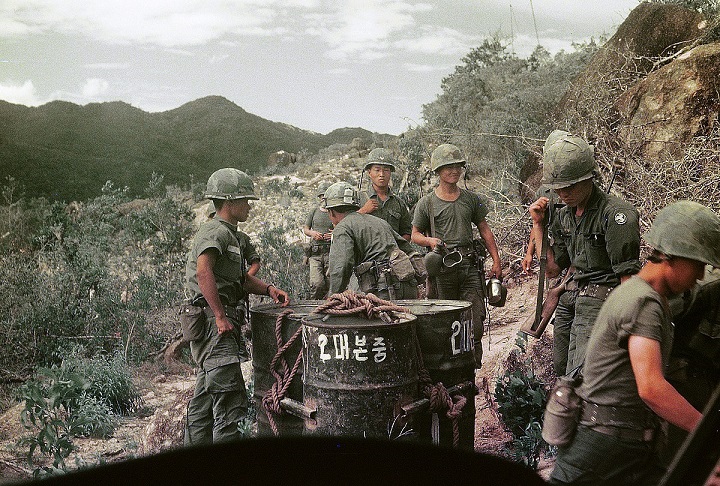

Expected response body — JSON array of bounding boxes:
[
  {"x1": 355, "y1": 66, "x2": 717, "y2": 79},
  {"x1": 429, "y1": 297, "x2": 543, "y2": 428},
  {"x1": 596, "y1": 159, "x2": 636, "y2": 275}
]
[
  {"x1": 301, "y1": 313, "x2": 419, "y2": 440},
  {"x1": 395, "y1": 299, "x2": 476, "y2": 450},
  {"x1": 250, "y1": 301, "x2": 323, "y2": 436}
]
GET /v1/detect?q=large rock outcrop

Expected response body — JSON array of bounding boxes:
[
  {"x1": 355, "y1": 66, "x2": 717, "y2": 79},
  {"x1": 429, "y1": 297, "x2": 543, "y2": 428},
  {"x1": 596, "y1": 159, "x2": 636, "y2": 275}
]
[{"x1": 615, "y1": 42, "x2": 720, "y2": 160}]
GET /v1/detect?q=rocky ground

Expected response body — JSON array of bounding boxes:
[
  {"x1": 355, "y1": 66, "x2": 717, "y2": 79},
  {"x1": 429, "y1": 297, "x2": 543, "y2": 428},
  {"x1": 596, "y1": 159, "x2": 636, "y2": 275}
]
[{"x1": 0, "y1": 272, "x2": 554, "y2": 483}]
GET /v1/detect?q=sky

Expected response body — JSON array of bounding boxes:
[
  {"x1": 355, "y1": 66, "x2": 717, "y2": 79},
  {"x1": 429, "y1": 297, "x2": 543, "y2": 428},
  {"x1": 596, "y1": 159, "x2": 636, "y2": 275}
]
[{"x1": 0, "y1": 0, "x2": 640, "y2": 135}]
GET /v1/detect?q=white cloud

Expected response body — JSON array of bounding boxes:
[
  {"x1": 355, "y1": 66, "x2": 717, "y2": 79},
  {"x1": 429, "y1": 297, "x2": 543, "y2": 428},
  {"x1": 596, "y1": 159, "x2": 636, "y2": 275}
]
[
  {"x1": 209, "y1": 54, "x2": 230, "y2": 64},
  {"x1": 84, "y1": 62, "x2": 129, "y2": 70},
  {"x1": 394, "y1": 27, "x2": 476, "y2": 56},
  {"x1": 81, "y1": 78, "x2": 110, "y2": 98},
  {"x1": 0, "y1": 80, "x2": 42, "y2": 106},
  {"x1": 403, "y1": 62, "x2": 451, "y2": 73}
]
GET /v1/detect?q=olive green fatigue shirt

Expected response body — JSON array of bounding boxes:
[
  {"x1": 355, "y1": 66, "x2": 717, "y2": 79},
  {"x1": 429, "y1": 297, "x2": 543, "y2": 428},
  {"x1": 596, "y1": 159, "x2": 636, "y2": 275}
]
[
  {"x1": 328, "y1": 211, "x2": 413, "y2": 295},
  {"x1": 579, "y1": 275, "x2": 673, "y2": 413},
  {"x1": 359, "y1": 186, "x2": 412, "y2": 236},
  {"x1": 305, "y1": 206, "x2": 333, "y2": 250},
  {"x1": 550, "y1": 183, "x2": 641, "y2": 286},
  {"x1": 412, "y1": 189, "x2": 488, "y2": 247},
  {"x1": 236, "y1": 230, "x2": 260, "y2": 266}
]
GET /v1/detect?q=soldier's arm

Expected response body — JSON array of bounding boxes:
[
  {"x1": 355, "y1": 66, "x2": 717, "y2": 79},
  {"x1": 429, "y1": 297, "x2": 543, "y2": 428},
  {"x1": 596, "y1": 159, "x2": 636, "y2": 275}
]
[
  {"x1": 197, "y1": 250, "x2": 234, "y2": 334},
  {"x1": 477, "y1": 220, "x2": 502, "y2": 279},
  {"x1": 244, "y1": 274, "x2": 289, "y2": 306},
  {"x1": 629, "y1": 335, "x2": 702, "y2": 432}
]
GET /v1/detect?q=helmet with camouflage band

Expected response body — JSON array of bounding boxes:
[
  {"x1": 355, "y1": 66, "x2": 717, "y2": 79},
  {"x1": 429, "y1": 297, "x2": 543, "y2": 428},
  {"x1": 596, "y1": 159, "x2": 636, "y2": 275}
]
[
  {"x1": 430, "y1": 144, "x2": 466, "y2": 172},
  {"x1": 644, "y1": 200, "x2": 720, "y2": 267},
  {"x1": 205, "y1": 168, "x2": 258, "y2": 200},
  {"x1": 541, "y1": 132, "x2": 596, "y2": 190},
  {"x1": 364, "y1": 148, "x2": 397, "y2": 171},
  {"x1": 322, "y1": 181, "x2": 360, "y2": 210}
]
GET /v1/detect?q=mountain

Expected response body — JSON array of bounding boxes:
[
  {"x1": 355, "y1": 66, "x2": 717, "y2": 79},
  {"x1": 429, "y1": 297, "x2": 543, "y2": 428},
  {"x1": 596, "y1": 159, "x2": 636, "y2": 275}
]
[{"x1": 0, "y1": 96, "x2": 389, "y2": 201}]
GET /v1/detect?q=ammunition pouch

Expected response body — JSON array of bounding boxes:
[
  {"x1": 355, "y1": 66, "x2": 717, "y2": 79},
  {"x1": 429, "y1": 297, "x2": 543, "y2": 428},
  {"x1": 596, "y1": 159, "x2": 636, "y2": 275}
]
[
  {"x1": 179, "y1": 303, "x2": 207, "y2": 343},
  {"x1": 388, "y1": 248, "x2": 416, "y2": 282},
  {"x1": 408, "y1": 251, "x2": 428, "y2": 282},
  {"x1": 304, "y1": 242, "x2": 330, "y2": 257}
]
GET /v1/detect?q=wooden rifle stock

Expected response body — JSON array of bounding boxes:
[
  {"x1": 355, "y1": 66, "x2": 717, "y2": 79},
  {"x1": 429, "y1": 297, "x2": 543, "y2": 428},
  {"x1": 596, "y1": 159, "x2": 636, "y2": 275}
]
[{"x1": 520, "y1": 279, "x2": 566, "y2": 338}]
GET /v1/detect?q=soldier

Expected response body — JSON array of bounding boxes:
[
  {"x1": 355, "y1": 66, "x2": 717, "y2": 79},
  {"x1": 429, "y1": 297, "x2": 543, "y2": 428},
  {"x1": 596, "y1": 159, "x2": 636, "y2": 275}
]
[
  {"x1": 528, "y1": 130, "x2": 641, "y2": 375},
  {"x1": 324, "y1": 181, "x2": 417, "y2": 300},
  {"x1": 302, "y1": 182, "x2": 333, "y2": 300},
  {"x1": 358, "y1": 148, "x2": 412, "y2": 241},
  {"x1": 411, "y1": 143, "x2": 502, "y2": 368},
  {"x1": 184, "y1": 168, "x2": 289, "y2": 445},
  {"x1": 549, "y1": 200, "x2": 720, "y2": 485}
]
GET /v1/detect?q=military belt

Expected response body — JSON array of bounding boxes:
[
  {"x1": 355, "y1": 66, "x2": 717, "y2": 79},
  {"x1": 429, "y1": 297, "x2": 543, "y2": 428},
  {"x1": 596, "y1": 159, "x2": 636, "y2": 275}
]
[
  {"x1": 566, "y1": 281, "x2": 615, "y2": 301},
  {"x1": 192, "y1": 300, "x2": 242, "y2": 322},
  {"x1": 580, "y1": 400, "x2": 655, "y2": 442}
]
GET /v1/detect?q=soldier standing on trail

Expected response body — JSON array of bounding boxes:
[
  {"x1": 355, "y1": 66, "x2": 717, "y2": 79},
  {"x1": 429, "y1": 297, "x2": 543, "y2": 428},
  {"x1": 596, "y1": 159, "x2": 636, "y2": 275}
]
[
  {"x1": 358, "y1": 148, "x2": 412, "y2": 242},
  {"x1": 411, "y1": 144, "x2": 502, "y2": 368},
  {"x1": 325, "y1": 181, "x2": 418, "y2": 300},
  {"x1": 184, "y1": 168, "x2": 289, "y2": 445},
  {"x1": 549, "y1": 200, "x2": 720, "y2": 486},
  {"x1": 302, "y1": 182, "x2": 333, "y2": 300},
  {"x1": 528, "y1": 130, "x2": 641, "y2": 375}
]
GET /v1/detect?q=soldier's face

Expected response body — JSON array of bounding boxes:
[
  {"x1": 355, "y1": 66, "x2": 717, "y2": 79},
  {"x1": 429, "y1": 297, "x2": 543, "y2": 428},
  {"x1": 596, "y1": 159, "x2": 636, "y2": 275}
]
[
  {"x1": 230, "y1": 198, "x2": 252, "y2": 222},
  {"x1": 666, "y1": 257, "x2": 706, "y2": 295},
  {"x1": 554, "y1": 179, "x2": 593, "y2": 208},
  {"x1": 368, "y1": 165, "x2": 392, "y2": 188},
  {"x1": 438, "y1": 164, "x2": 464, "y2": 184}
]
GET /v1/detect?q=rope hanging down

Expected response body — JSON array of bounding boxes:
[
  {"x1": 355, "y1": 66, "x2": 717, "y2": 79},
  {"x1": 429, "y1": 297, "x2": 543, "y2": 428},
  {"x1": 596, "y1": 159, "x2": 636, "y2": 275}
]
[{"x1": 261, "y1": 308, "x2": 304, "y2": 436}]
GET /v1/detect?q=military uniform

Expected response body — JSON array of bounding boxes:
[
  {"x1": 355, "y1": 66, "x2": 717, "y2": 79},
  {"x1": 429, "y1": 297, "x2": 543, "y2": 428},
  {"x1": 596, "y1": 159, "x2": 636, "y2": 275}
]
[
  {"x1": 184, "y1": 216, "x2": 251, "y2": 444},
  {"x1": 236, "y1": 230, "x2": 260, "y2": 270},
  {"x1": 304, "y1": 206, "x2": 333, "y2": 299},
  {"x1": 413, "y1": 189, "x2": 489, "y2": 356},
  {"x1": 359, "y1": 186, "x2": 412, "y2": 237},
  {"x1": 550, "y1": 183, "x2": 641, "y2": 374},
  {"x1": 327, "y1": 210, "x2": 416, "y2": 299},
  {"x1": 550, "y1": 276, "x2": 667, "y2": 485}
]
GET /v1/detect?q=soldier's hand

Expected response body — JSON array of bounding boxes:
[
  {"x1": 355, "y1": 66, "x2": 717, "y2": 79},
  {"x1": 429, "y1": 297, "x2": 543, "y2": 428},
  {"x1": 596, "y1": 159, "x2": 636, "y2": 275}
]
[
  {"x1": 268, "y1": 286, "x2": 290, "y2": 307},
  {"x1": 521, "y1": 251, "x2": 534, "y2": 274},
  {"x1": 215, "y1": 315, "x2": 235, "y2": 335},
  {"x1": 490, "y1": 260, "x2": 503, "y2": 280},
  {"x1": 529, "y1": 197, "x2": 550, "y2": 224},
  {"x1": 361, "y1": 198, "x2": 379, "y2": 213},
  {"x1": 312, "y1": 231, "x2": 324, "y2": 240},
  {"x1": 323, "y1": 233, "x2": 332, "y2": 241},
  {"x1": 429, "y1": 238, "x2": 444, "y2": 250}
]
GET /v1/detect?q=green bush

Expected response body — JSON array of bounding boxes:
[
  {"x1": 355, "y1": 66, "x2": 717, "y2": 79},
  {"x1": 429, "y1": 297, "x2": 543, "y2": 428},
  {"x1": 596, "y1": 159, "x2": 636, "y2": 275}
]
[{"x1": 494, "y1": 335, "x2": 550, "y2": 470}]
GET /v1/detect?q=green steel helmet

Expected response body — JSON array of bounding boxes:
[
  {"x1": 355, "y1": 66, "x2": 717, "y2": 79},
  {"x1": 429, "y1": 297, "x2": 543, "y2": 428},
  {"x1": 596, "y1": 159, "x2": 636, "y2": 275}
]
[
  {"x1": 430, "y1": 143, "x2": 466, "y2": 172},
  {"x1": 205, "y1": 168, "x2": 258, "y2": 200},
  {"x1": 541, "y1": 132, "x2": 596, "y2": 189},
  {"x1": 322, "y1": 181, "x2": 360, "y2": 210},
  {"x1": 364, "y1": 148, "x2": 397, "y2": 171},
  {"x1": 644, "y1": 200, "x2": 720, "y2": 267},
  {"x1": 316, "y1": 181, "x2": 331, "y2": 197}
]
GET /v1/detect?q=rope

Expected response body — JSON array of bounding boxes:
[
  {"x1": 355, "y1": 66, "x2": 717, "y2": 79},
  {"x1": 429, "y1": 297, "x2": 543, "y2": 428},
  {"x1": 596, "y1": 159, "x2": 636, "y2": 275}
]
[
  {"x1": 261, "y1": 309, "x2": 303, "y2": 436},
  {"x1": 314, "y1": 290, "x2": 410, "y2": 322}
]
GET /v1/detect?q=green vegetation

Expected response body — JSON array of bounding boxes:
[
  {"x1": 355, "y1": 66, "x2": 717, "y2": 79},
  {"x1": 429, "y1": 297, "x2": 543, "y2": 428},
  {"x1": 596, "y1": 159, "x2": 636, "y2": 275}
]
[{"x1": 494, "y1": 335, "x2": 552, "y2": 470}]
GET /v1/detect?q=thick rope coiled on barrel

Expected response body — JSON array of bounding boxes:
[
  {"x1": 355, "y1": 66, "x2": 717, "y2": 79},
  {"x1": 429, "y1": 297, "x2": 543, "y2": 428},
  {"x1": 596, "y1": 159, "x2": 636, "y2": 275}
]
[
  {"x1": 314, "y1": 290, "x2": 410, "y2": 322},
  {"x1": 261, "y1": 309, "x2": 303, "y2": 436}
]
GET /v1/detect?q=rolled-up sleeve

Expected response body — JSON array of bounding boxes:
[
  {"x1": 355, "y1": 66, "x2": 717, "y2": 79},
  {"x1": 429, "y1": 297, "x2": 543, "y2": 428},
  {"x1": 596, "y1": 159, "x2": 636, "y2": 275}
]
[{"x1": 606, "y1": 206, "x2": 641, "y2": 277}]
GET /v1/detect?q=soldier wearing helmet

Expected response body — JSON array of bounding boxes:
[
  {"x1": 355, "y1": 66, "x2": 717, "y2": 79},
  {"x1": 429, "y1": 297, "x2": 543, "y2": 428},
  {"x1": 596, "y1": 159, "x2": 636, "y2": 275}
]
[
  {"x1": 184, "y1": 168, "x2": 289, "y2": 445},
  {"x1": 529, "y1": 131, "x2": 641, "y2": 375},
  {"x1": 302, "y1": 182, "x2": 334, "y2": 299},
  {"x1": 323, "y1": 181, "x2": 418, "y2": 299},
  {"x1": 357, "y1": 148, "x2": 412, "y2": 241},
  {"x1": 550, "y1": 200, "x2": 720, "y2": 485},
  {"x1": 411, "y1": 143, "x2": 502, "y2": 369}
]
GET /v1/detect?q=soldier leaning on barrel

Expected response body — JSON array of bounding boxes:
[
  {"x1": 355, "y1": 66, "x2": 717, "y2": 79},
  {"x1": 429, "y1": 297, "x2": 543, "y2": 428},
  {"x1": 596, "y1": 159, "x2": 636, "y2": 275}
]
[
  {"x1": 302, "y1": 182, "x2": 333, "y2": 300},
  {"x1": 324, "y1": 181, "x2": 418, "y2": 300},
  {"x1": 357, "y1": 148, "x2": 412, "y2": 241},
  {"x1": 411, "y1": 144, "x2": 502, "y2": 369},
  {"x1": 549, "y1": 201, "x2": 720, "y2": 486},
  {"x1": 184, "y1": 168, "x2": 289, "y2": 445},
  {"x1": 528, "y1": 130, "x2": 641, "y2": 376}
]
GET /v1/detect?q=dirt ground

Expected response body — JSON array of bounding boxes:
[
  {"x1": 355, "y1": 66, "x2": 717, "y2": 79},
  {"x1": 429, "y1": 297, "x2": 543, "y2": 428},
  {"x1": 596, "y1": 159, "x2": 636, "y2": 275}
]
[{"x1": 0, "y1": 272, "x2": 554, "y2": 483}]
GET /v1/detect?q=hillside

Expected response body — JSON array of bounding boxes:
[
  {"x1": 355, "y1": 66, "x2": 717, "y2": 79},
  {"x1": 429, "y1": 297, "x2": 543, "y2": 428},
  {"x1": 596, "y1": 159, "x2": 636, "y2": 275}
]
[{"x1": 0, "y1": 96, "x2": 388, "y2": 202}]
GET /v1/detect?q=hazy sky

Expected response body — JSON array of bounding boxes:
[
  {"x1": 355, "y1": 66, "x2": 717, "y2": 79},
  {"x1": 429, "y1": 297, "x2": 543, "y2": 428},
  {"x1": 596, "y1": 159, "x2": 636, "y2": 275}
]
[{"x1": 0, "y1": 0, "x2": 640, "y2": 135}]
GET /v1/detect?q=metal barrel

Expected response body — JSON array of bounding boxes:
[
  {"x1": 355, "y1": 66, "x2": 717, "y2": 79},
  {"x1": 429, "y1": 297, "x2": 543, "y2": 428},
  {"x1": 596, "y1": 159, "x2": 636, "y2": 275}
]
[
  {"x1": 250, "y1": 301, "x2": 323, "y2": 437},
  {"x1": 301, "y1": 312, "x2": 419, "y2": 440},
  {"x1": 395, "y1": 299, "x2": 476, "y2": 450}
]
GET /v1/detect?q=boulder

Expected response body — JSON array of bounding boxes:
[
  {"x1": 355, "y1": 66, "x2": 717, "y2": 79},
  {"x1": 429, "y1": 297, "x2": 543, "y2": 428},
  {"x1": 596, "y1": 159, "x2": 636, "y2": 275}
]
[
  {"x1": 615, "y1": 42, "x2": 720, "y2": 160},
  {"x1": 268, "y1": 150, "x2": 297, "y2": 167}
]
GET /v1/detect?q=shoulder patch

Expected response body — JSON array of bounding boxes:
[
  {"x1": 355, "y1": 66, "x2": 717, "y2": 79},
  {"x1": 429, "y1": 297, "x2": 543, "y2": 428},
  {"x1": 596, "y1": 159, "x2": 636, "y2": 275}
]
[{"x1": 614, "y1": 212, "x2": 627, "y2": 225}]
